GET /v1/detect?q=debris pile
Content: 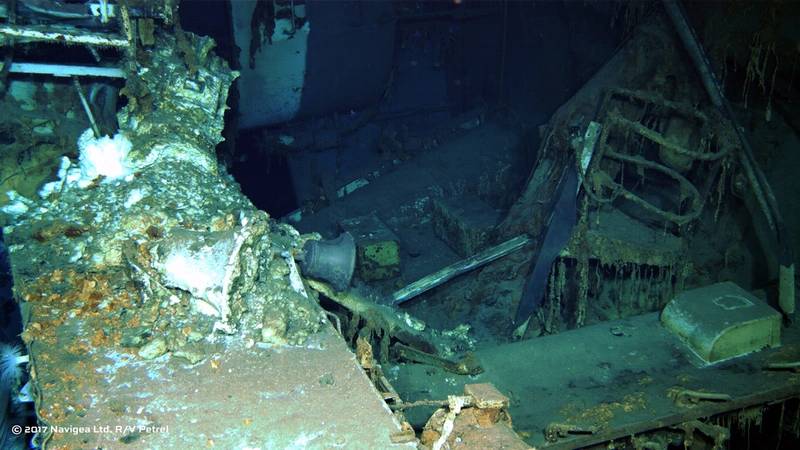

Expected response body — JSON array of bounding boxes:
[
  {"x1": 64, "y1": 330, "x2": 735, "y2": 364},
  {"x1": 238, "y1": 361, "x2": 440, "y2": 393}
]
[{"x1": 0, "y1": 27, "x2": 327, "y2": 437}]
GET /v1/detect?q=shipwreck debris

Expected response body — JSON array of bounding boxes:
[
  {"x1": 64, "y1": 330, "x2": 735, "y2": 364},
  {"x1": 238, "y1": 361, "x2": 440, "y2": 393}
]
[
  {"x1": 419, "y1": 383, "x2": 528, "y2": 450},
  {"x1": 662, "y1": 0, "x2": 795, "y2": 318},
  {"x1": 1, "y1": 15, "x2": 335, "y2": 448},
  {"x1": 544, "y1": 422, "x2": 600, "y2": 443},
  {"x1": 392, "y1": 234, "x2": 532, "y2": 305},
  {"x1": 668, "y1": 387, "x2": 732, "y2": 407},
  {"x1": 392, "y1": 342, "x2": 484, "y2": 376}
]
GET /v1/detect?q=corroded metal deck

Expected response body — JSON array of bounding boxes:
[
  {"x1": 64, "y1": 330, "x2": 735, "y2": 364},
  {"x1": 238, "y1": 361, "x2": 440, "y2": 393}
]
[
  {"x1": 392, "y1": 312, "x2": 800, "y2": 448},
  {"x1": 28, "y1": 325, "x2": 413, "y2": 449}
]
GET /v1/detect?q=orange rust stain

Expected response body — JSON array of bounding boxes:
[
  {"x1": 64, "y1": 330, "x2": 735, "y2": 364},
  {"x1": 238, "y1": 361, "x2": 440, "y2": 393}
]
[{"x1": 90, "y1": 329, "x2": 108, "y2": 347}]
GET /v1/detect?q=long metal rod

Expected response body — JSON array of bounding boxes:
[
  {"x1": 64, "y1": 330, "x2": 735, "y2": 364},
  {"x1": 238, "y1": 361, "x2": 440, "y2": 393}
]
[
  {"x1": 662, "y1": 0, "x2": 795, "y2": 316},
  {"x1": 0, "y1": 24, "x2": 129, "y2": 47},
  {"x1": 392, "y1": 234, "x2": 532, "y2": 305},
  {"x1": 662, "y1": 2, "x2": 723, "y2": 108},
  {"x1": 72, "y1": 76, "x2": 101, "y2": 138},
  {"x1": 9, "y1": 62, "x2": 124, "y2": 78}
]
